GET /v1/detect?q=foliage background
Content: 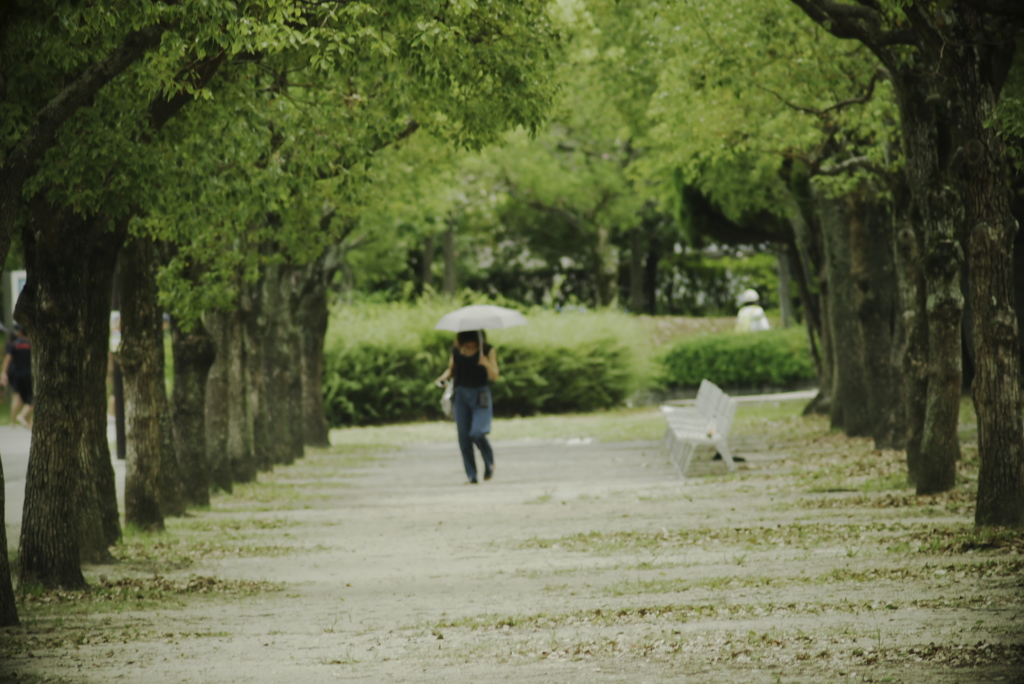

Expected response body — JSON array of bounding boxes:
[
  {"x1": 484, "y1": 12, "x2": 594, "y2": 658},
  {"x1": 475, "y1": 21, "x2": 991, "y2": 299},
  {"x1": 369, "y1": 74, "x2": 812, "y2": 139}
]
[
  {"x1": 322, "y1": 297, "x2": 814, "y2": 426},
  {"x1": 658, "y1": 326, "x2": 816, "y2": 390}
]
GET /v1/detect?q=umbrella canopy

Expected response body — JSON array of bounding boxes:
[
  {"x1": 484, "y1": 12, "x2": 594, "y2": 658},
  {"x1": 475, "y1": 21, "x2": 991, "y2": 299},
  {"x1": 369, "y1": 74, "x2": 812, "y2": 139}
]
[{"x1": 434, "y1": 304, "x2": 528, "y2": 333}]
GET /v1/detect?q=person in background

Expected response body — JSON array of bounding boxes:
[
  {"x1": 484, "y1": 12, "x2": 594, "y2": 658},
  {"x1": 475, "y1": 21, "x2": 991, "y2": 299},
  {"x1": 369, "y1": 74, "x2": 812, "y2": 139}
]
[
  {"x1": 735, "y1": 289, "x2": 771, "y2": 333},
  {"x1": 1, "y1": 322, "x2": 33, "y2": 428},
  {"x1": 435, "y1": 330, "x2": 500, "y2": 484}
]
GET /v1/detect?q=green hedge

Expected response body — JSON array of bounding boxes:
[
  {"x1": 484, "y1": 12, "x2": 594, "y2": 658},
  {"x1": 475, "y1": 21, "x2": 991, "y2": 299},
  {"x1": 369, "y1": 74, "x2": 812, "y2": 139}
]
[
  {"x1": 658, "y1": 326, "x2": 815, "y2": 389},
  {"x1": 322, "y1": 300, "x2": 650, "y2": 426}
]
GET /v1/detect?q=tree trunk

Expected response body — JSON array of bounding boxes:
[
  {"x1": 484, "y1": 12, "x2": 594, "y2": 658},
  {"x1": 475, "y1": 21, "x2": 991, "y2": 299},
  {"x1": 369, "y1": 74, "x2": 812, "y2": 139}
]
[
  {"x1": 242, "y1": 276, "x2": 272, "y2": 473},
  {"x1": 0, "y1": 458, "x2": 19, "y2": 625},
  {"x1": 628, "y1": 226, "x2": 646, "y2": 313},
  {"x1": 644, "y1": 233, "x2": 660, "y2": 315},
  {"x1": 443, "y1": 222, "x2": 457, "y2": 296},
  {"x1": 297, "y1": 257, "x2": 331, "y2": 447},
  {"x1": 78, "y1": 246, "x2": 122, "y2": 560},
  {"x1": 204, "y1": 305, "x2": 257, "y2": 485},
  {"x1": 894, "y1": 215, "x2": 929, "y2": 484},
  {"x1": 775, "y1": 243, "x2": 795, "y2": 328},
  {"x1": 171, "y1": 317, "x2": 215, "y2": 506},
  {"x1": 892, "y1": 74, "x2": 964, "y2": 495},
  {"x1": 917, "y1": 241, "x2": 963, "y2": 495},
  {"x1": 868, "y1": 41, "x2": 969, "y2": 495},
  {"x1": 819, "y1": 193, "x2": 872, "y2": 436},
  {"x1": 786, "y1": 190, "x2": 829, "y2": 410},
  {"x1": 120, "y1": 237, "x2": 177, "y2": 529},
  {"x1": 952, "y1": 9, "x2": 1024, "y2": 525},
  {"x1": 421, "y1": 234, "x2": 435, "y2": 290},
  {"x1": 17, "y1": 202, "x2": 119, "y2": 589},
  {"x1": 590, "y1": 226, "x2": 618, "y2": 308},
  {"x1": 850, "y1": 190, "x2": 905, "y2": 449},
  {"x1": 262, "y1": 264, "x2": 296, "y2": 466},
  {"x1": 204, "y1": 312, "x2": 233, "y2": 493},
  {"x1": 283, "y1": 267, "x2": 305, "y2": 461}
]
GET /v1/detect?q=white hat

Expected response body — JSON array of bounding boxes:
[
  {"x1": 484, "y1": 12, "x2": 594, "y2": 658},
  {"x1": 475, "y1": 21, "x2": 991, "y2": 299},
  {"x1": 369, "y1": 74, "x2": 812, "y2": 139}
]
[{"x1": 736, "y1": 289, "x2": 760, "y2": 305}]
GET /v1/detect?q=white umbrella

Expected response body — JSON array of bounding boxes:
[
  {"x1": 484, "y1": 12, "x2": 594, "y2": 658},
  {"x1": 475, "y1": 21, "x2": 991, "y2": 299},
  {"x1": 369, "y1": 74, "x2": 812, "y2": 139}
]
[{"x1": 434, "y1": 304, "x2": 527, "y2": 333}]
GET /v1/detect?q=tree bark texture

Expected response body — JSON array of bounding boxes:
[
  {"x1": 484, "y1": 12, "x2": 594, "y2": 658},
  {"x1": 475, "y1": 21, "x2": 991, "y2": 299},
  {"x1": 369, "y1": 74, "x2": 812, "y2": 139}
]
[
  {"x1": 287, "y1": 321, "x2": 305, "y2": 462},
  {"x1": 16, "y1": 202, "x2": 122, "y2": 589},
  {"x1": 644, "y1": 233, "x2": 660, "y2": 315},
  {"x1": 204, "y1": 312, "x2": 233, "y2": 493},
  {"x1": 171, "y1": 318, "x2": 215, "y2": 506},
  {"x1": 888, "y1": 67, "x2": 964, "y2": 495},
  {"x1": 241, "y1": 277, "x2": 272, "y2": 474},
  {"x1": 894, "y1": 218, "x2": 929, "y2": 484},
  {"x1": 205, "y1": 307, "x2": 257, "y2": 485},
  {"x1": 590, "y1": 226, "x2": 618, "y2": 308},
  {"x1": 77, "y1": 236, "x2": 123, "y2": 560},
  {"x1": 849, "y1": 190, "x2": 905, "y2": 449},
  {"x1": 628, "y1": 226, "x2": 646, "y2": 313},
  {"x1": 775, "y1": 243, "x2": 796, "y2": 328},
  {"x1": 443, "y1": 223, "x2": 457, "y2": 296},
  {"x1": 421, "y1": 234, "x2": 435, "y2": 290},
  {"x1": 262, "y1": 264, "x2": 297, "y2": 466},
  {"x1": 229, "y1": 302, "x2": 256, "y2": 483},
  {"x1": 952, "y1": 8, "x2": 1024, "y2": 525},
  {"x1": 787, "y1": 191, "x2": 829, "y2": 410},
  {"x1": 819, "y1": 193, "x2": 873, "y2": 436},
  {"x1": 296, "y1": 257, "x2": 331, "y2": 448},
  {"x1": 0, "y1": 458, "x2": 19, "y2": 625},
  {"x1": 120, "y1": 237, "x2": 180, "y2": 529}
]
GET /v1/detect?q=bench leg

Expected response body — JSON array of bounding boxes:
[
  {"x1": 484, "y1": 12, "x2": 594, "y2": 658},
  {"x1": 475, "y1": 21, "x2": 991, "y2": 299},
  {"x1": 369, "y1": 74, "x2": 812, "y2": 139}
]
[
  {"x1": 677, "y1": 441, "x2": 697, "y2": 477},
  {"x1": 716, "y1": 441, "x2": 737, "y2": 471},
  {"x1": 668, "y1": 438, "x2": 685, "y2": 477}
]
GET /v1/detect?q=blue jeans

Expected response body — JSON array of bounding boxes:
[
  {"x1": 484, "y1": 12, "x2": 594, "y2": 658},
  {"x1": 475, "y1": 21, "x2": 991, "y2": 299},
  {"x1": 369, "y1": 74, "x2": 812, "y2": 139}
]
[{"x1": 453, "y1": 385, "x2": 493, "y2": 481}]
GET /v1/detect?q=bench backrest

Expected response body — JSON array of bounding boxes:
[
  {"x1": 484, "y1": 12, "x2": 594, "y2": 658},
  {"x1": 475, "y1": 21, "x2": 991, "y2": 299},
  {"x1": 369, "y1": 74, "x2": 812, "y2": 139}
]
[
  {"x1": 696, "y1": 380, "x2": 724, "y2": 420},
  {"x1": 714, "y1": 397, "x2": 738, "y2": 438}
]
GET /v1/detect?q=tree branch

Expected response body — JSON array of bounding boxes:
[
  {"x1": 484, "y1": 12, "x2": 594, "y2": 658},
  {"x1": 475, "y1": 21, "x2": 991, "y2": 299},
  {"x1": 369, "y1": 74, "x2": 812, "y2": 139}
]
[
  {"x1": 812, "y1": 155, "x2": 884, "y2": 176},
  {"x1": 314, "y1": 119, "x2": 419, "y2": 181},
  {"x1": 146, "y1": 52, "x2": 228, "y2": 138},
  {"x1": 5, "y1": 24, "x2": 166, "y2": 179},
  {"x1": 788, "y1": 0, "x2": 915, "y2": 53},
  {"x1": 813, "y1": 0, "x2": 878, "y2": 23},
  {"x1": 974, "y1": 0, "x2": 1024, "y2": 18},
  {"x1": 755, "y1": 68, "x2": 883, "y2": 118}
]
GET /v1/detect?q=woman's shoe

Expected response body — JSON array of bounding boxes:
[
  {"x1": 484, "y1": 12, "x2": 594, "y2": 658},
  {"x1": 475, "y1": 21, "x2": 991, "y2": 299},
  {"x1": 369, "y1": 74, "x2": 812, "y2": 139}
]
[
  {"x1": 466, "y1": 478, "x2": 478, "y2": 484},
  {"x1": 483, "y1": 466, "x2": 494, "y2": 481}
]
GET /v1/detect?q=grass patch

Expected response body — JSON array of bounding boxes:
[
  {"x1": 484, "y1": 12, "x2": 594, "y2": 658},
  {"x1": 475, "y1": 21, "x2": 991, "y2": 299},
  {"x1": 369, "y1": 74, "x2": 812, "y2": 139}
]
[
  {"x1": 794, "y1": 488, "x2": 977, "y2": 515},
  {"x1": 328, "y1": 406, "x2": 668, "y2": 446},
  {"x1": 426, "y1": 597, "x2": 932, "y2": 634},
  {"x1": 521, "y1": 521, "x2": 1017, "y2": 557},
  {"x1": 113, "y1": 537, "x2": 302, "y2": 571},
  {"x1": 496, "y1": 407, "x2": 666, "y2": 443},
  {"x1": 18, "y1": 575, "x2": 282, "y2": 614}
]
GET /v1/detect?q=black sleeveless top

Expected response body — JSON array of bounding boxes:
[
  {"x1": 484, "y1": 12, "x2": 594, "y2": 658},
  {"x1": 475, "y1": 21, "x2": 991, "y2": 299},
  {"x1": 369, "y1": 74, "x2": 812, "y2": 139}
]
[{"x1": 452, "y1": 344, "x2": 492, "y2": 388}]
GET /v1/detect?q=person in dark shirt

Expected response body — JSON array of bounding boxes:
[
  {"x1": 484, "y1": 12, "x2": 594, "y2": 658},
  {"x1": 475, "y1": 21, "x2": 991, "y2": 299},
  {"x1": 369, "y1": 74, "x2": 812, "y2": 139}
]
[
  {"x1": 1, "y1": 322, "x2": 33, "y2": 428},
  {"x1": 435, "y1": 330, "x2": 500, "y2": 484}
]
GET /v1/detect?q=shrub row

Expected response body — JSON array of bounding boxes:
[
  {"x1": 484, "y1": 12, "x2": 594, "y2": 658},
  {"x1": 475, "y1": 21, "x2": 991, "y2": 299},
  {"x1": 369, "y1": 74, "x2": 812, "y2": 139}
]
[
  {"x1": 322, "y1": 300, "x2": 648, "y2": 426},
  {"x1": 658, "y1": 326, "x2": 816, "y2": 390},
  {"x1": 322, "y1": 300, "x2": 816, "y2": 426}
]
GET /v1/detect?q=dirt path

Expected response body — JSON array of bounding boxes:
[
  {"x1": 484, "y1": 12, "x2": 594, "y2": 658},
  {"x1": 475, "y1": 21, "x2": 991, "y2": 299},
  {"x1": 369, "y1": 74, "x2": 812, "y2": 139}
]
[{"x1": 2, "y1": 419, "x2": 1022, "y2": 683}]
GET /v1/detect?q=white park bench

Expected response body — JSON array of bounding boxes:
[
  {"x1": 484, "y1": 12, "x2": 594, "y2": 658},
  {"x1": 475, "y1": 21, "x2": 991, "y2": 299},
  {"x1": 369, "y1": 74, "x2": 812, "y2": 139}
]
[{"x1": 660, "y1": 379, "x2": 739, "y2": 477}]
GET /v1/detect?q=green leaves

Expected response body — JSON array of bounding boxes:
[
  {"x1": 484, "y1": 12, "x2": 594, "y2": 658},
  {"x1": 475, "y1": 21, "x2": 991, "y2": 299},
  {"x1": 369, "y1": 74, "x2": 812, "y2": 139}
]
[
  {"x1": 321, "y1": 300, "x2": 649, "y2": 425},
  {"x1": 638, "y1": 0, "x2": 899, "y2": 219},
  {"x1": 659, "y1": 326, "x2": 816, "y2": 389},
  {"x1": 4, "y1": 0, "x2": 563, "y2": 329}
]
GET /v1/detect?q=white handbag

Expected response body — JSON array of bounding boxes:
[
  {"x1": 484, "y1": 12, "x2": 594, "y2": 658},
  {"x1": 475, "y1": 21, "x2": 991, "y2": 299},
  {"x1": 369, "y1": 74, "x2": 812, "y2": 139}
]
[{"x1": 440, "y1": 381, "x2": 454, "y2": 418}]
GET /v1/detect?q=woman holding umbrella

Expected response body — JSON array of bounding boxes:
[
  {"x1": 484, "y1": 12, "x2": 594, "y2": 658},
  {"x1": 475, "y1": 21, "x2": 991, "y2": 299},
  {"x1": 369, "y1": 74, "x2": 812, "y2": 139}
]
[{"x1": 435, "y1": 330, "x2": 500, "y2": 484}]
